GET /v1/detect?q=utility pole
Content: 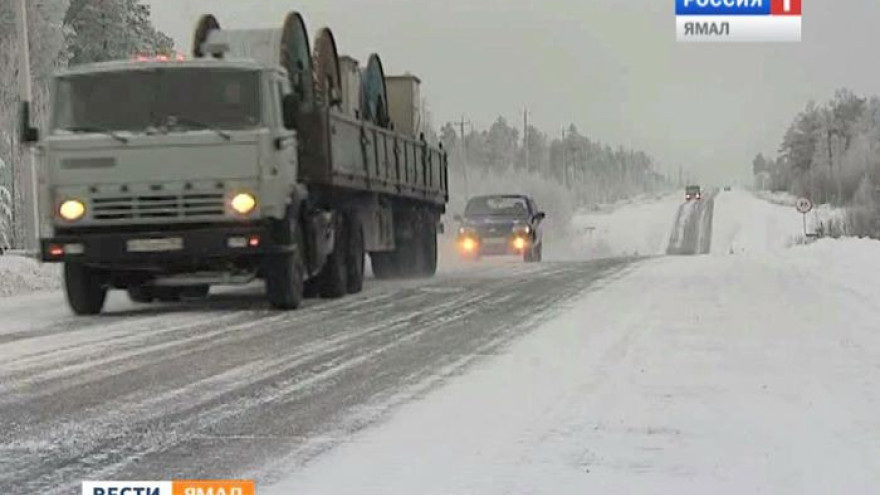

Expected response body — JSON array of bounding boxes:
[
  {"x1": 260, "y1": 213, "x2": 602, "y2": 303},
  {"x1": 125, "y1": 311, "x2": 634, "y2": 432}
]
[
  {"x1": 15, "y1": 0, "x2": 38, "y2": 253},
  {"x1": 561, "y1": 127, "x2": 568, "y2": 189},
  {"x1": 523, "y1": 108, "x2": 530, "y2": 173},
  {"x1": 456, "y1": 115, "x2": 472, "y2": 200}
]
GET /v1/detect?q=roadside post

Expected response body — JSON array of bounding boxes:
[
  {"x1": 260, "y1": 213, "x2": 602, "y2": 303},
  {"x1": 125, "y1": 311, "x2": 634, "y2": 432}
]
[
  {"x1": 796, "y1": 197, "x2": 813, "y2": 237},
  {"x1": 15, "y1": 0, "x2": 39, "y2": 255}
]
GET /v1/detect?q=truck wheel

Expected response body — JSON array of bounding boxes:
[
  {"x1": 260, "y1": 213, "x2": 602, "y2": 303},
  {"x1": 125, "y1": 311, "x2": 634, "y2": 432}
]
[
  {"x1": 421, "y1": 221, "x2": 438, "y2": 276},
  {"x1": 318, "y1": 213, "x2": 349, "y2": 298},
  {"x1": 395, "y1": 222, "x2": 424, "y2": 278},
  {"x1": 266, "y1": 218, "x2": 306, "y2": 310},
  {"x1": 346, "y1": 214, "x2": 365, "y2": 294},
  {"x1": 303, "y1": 278, "x2": 320, "y2": 298},
  {"x1": 128, "y1": 286, "x2": 155, "y2": 303},
  {"x1": 525, "y1": 243, "x2": 543, "y2": 263},
  {"x1": 181, "y1": 285, "x2": 210, "y2": 300},
  {"x1": 370, "y1": 252, "x2": 397, "y2": 280},
  {"x1": 155, "y1": 287, "x2": 183, "y2": 302},
  {"x1": 64, "y1": 263, "x2": 107, "y2": 316}
]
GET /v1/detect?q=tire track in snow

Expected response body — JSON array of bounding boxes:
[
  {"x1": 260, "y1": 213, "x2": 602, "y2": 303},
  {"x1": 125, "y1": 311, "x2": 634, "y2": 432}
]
[
  {"x1": 667, "y1": 191, "x2": 717, "y2": 255},
  {"x1": 0, "y1": 259, "x2": 627, "y2": 495}
]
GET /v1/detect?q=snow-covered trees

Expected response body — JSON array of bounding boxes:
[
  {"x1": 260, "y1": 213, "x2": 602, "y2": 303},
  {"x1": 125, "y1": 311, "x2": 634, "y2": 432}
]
[
  {"x1": 0, "y1": 0, "x2": 71, "y2": 248},
  {"x1": 0, "y1": 157, "x2": 11, "y2": 252},
  {"x1": 759, "y1": 89, "x2": 880, "y2": 237},
  {"x1": 440, "y1": 116, "x2": 668, "y2": 225},
  {"x1": 65, "y1": 0, "x2": 173, "y2": 65},
  {"x1": 0, "y1": 1, "x2": 171, "y2": 248}
]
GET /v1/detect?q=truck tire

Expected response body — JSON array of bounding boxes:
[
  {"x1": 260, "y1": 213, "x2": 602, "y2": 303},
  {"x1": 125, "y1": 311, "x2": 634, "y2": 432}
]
[
  {"x1": 155, "y1": 287, "x2": 183, "y2": 302},
  {"x1": 318, "y1": 213, "x2": 349, "y2": 299},
  {"x1": 181, "y1": 285, "x2": 210, "y2": 300},
  {"x1": 370, "y1": 252, "x2": 397, "y2": 280},
  {"x1": 346, "y1": 214, "x2": 365, "y2": 294},
  {"x1": 303, "y1": 278, "x2": 320, "y2": 298},
  {"x1": 420, "y1": 221, "x2": 438, "y2": 276},
  {"x1": 128, "y1": 286, "x2": 155, "y2": 303},
  {"x1": 394, "y1": 222, "x2": 423, "y2": 278},
  {"x1": 64, "y1": 263, "x2": 107, "y2": 315},
  {"x1": 266, "y1": 217, "x2": 307, "y2": 310},
  {"x1": 525, "y1": 243, "x2": 543, "y2": 263}
]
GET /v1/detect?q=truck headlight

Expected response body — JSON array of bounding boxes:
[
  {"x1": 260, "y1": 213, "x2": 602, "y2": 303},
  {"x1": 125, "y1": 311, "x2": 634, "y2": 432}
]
[
  {"x1": 458, "y1": 226, "x2": 477, "y2": 236},
  {"x1": 59, "y1": 199, "x2": 86, "y2": 221},
  {"x1": 230, "y1": 192, "x2": 257, "y2": 215},
  {"x1": 513, "y1": 224, "x2": 531, "y2": 235}
]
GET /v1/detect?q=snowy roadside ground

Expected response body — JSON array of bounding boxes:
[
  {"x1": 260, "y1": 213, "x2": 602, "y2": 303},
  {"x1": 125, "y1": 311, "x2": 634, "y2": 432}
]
[
  {"x1": 565, "y1": 192, "x2": 682, "y2": 259},
  {"x1": 268, "y1": 238, "x2": 880, "y2": 495},
  {"x1": 712, "y1": 190, "x2": 845, "y2": 254},
  {"x1": 0, "y1": 255, "x2": 60, "y2": 297}
]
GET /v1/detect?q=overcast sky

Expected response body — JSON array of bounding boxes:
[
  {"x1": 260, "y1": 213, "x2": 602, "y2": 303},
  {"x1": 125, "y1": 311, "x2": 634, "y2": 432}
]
[{"x1": 145, "y1": 0, "x2": 880, "y2": 184}]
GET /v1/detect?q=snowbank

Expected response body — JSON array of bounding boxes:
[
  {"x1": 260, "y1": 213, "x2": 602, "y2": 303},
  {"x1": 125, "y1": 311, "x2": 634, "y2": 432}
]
[
  {"x1": 567, "y1": 193, "x2": 681, "y2": 258},
  {"x1": 0, "y1": 255, "x2": 60, "y2": 297},
  {"x1": 712, "y1": 190, "x2": 845, "y2": 254},
  {"x1": 269, "y1": 237, "x2": 880, "y2": 494}
]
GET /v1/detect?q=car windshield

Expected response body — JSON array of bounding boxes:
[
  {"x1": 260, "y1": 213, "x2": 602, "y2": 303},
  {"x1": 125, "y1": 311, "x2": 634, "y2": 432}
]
[
  {"x1": 52, "y1": 68, "x2": 262, "y2": 133},
  {"x1": 465, "y1": 196, "x2": 530, "y2": 218}
]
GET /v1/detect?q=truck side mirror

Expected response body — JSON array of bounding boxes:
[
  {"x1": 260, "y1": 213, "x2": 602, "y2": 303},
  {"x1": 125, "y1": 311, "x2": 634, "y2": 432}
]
[
  {"x1": 20, "y1": 101, "x2": 39, "y2": 145},
  {"x1": 281, "y1": 93, "x2": 299, "y2": 130},
  {"x1": 534, "y1": 211, "x2": 546, "y2": 222}
]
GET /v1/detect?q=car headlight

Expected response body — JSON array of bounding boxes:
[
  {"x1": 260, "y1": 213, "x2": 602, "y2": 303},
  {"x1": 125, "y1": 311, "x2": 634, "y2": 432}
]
[
  {"x1": 513, "y1": 224, "x2": 531, "y2": 235},
  {"x1": 458, "y1": 226, "x2": 477, "y2": 236},
  {"x1": 230, "y1": 192, "x2": 257, "y2": 215},
  {"x1": 460, "y1": 237, "x2": 478, "y2": 252},
  {"x1": 59, "y1": 199, "x2": 86, "y2": 221}
]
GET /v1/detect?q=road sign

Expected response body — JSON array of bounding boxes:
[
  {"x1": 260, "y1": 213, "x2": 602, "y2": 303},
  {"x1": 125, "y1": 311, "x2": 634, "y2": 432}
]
[{"x1": 796, "y1": 197, "x2": 813, "y2": 214}]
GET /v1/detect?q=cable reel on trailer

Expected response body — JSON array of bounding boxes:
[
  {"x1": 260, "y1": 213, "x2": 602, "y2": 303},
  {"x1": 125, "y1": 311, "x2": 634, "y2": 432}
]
[
  {"x1": 192, "y1": 14, "x2": 221, "y2": 58},
  {"x1": 312, "y1": 27, "x2": 342, "y2": 110},
  {"x1": 279, "y1": 12, "x2": 315, "y2": 114},
  {"x1": 192, "y1": 11, "x2": 316, "y2": 117},
  {"x1": 360, "y1": 54, "x2": 391, "y2": 128}
]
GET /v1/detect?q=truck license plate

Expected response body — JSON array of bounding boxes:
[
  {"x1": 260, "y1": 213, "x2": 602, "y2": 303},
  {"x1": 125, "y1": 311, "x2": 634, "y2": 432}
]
[{"x1": 126, "y1": 237, "x2": 183, "y2": 253}]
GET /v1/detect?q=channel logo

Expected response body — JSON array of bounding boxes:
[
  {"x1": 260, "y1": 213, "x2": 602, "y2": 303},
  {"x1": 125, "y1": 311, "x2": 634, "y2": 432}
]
[
  {"x1": 82, "y1": 480, "x2": 255, "y2": 495},
  {"x1": 676, "y1": 0, "x2": 802, "y2": 42}
]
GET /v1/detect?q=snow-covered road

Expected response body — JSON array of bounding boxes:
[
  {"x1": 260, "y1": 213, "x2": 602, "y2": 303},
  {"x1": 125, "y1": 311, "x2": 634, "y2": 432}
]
[
  {"x1": 0, "y1": 258, "x2": 626, "y2": 494},
  {"x1": 272, "y1": 239, "x2": 880, "y2": 495},
  {"x1": 4, "y1": 189, "x2": 879, "y2": 494},
  {"x1": 266, "y1": 190, "x2": 880, "y2": 494}
]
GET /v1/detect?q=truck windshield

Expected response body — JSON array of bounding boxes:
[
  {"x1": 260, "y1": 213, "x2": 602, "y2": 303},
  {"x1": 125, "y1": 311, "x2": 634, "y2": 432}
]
[{"x1": 52, "y1": 68, "x2": 262, "y2": 133}]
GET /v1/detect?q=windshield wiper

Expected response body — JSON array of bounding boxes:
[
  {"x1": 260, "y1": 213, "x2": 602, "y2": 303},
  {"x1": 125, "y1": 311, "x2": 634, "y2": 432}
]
[
  {"x1": 63, "y1": 126, "x2": 129, "y2": 144},
  {"x1": 167, "y1": 116, "x2": 232, "y2": 141}
]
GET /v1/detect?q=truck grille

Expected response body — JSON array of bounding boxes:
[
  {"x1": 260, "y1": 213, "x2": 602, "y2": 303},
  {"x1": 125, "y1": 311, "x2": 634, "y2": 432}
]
[{"x1": 91, "y1": 193, "x2": 226, "y2": 221}]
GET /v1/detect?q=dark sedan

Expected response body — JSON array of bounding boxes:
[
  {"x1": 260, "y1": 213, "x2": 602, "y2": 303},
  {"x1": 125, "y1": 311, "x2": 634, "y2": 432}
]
[{"x1": 455, "y1": 195, "x2": 546, "y2": 262}]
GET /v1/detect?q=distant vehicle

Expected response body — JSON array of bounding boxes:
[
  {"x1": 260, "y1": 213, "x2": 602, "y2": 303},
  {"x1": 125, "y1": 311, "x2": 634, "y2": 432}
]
[
  {"x1": 724, "y1": 186, "x2": 732, "y2": 191},
  {"x1": 455, "y1": 195, "x2": 546, "y2": 262},
  {"x1": 685, "y1": 185, "x2": 703, "y2": 201}
]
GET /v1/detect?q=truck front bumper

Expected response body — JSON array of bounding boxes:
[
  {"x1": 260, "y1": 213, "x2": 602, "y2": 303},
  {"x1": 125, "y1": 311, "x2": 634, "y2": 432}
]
[{"x1": 40, "y1": 224, "x2": 278, "y2": 265}]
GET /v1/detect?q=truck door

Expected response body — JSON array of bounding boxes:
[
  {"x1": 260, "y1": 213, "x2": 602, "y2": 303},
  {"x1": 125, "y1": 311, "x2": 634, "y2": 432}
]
[{"x1": 275, "y1": 78, "x2": 297, "y2": 176}]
